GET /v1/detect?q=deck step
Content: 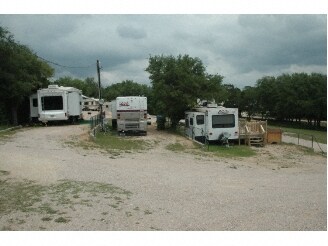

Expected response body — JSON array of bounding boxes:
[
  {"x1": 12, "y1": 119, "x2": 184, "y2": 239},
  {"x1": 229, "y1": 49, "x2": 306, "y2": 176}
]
[{"x1": 249, "y1": 137, "x2": 264, "y2": 146}]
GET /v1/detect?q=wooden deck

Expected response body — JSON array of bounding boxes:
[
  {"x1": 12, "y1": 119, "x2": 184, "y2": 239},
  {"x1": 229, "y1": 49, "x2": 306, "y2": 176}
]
[{"x1": 239, "y1": 119, "x2": 267, "y2": 146}]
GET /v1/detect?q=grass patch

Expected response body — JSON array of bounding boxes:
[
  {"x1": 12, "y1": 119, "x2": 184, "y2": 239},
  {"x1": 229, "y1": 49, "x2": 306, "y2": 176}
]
[
  {"x1": 93, "y1": 132, "x2": 150, "y2": 152},
  {"x1": 207, "y1": 145, "x2": 256, "y2": 158},
  {"x1": 0, "y1": 129, "x2": 16, "y2": 140},
  {"x1": 0, "y1": 178, "x2": 132, "y2": 218},
  {"x1": 166, "y1": 142, "x2": 186, "y2": 152},
  {"x1": 268, "y1": 125, "x2": 327, "y2": 144},
  {"x1": 65, "y1": 131, "x2": 152, "y2": 155},
  {"x1": 54, "y1": 217, "x2": 70, "y2": 223}
]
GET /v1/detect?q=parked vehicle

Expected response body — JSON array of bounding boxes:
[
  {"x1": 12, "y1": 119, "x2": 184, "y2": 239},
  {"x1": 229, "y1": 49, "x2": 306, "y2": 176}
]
[
  {"x1": 185, "y1": 102, "x2": 239, "y2": 143},
  {"x1": 110, "y1": 96, "x2": 147, "y2": 135},
  {"x1": 30, "y1": 85, "x2": 83, "y2": 124},
  {"x1": 29, "y1": 93, "x2": 39, "y2": 123}
]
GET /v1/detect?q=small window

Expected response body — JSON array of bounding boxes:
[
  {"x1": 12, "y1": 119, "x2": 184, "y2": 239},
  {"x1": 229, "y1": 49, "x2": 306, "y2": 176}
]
[
  {"x1": 32, "y1": 98, "x2": 38, "y2": 107},
  {"x1": 190, "y1": 118, "x2": 194, "y2": 126},
  {"x1": 196, "y1": 115, "x2": 204, "y2": 125}
]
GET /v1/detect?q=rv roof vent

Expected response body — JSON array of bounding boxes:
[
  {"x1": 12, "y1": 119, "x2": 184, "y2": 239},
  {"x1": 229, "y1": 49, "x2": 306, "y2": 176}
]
[
  {"x1": 207, "y1": 103, "x2": 218, "y2": 108},
  {"x1": 48, "y1": 84, "x2": 59, "y2": 89}
]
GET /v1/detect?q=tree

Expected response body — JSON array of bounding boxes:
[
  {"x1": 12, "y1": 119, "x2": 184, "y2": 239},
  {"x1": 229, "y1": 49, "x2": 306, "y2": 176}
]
[
  {"x1": 146, "y1": 54, "x2": 224, "y2": 128},
  {"x1": 54, "y1": 76, "x2": 99, "y2": 98},
  {"x1": 103, "y1": 80, "x2": 151, "y2": 101},
  {"x1": 222, "y1": 84, "x2": 241, "y2": 109},
  {"x1": 0, "y1": 26, "x2": 54, "y2": 125},
  {"x1": 255, "y1": 76, "x2": 277, "y2": 119},
  {"x1": 239, "y1": 86, "x2": 258, "y2": 120},
  {"x1": 103, "y1": 80, "x2": 153, "y2": 113}
]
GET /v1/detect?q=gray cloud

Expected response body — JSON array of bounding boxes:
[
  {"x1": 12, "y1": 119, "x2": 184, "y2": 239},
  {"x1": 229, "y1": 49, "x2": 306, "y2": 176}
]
[
  {"x1": 0, "y1": 14, "x2": 326, "y2": 88},
  {"x1": 117, "y1": 25, "x2": 147, "y2": 39}
]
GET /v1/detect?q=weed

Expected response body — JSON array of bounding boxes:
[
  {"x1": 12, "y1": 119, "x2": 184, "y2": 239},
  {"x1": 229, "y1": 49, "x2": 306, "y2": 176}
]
[
  {"x1": 41, "y1": 217, "x2": 52, "y2": 221},
  {"x1": 144, "y1": 210, "x2": 152, "y2": 215},
  {"x1": 0, "y1": 170, "x2": 10, "y2": 176},
  {"x1": 54, "y1": 217, "x2": 70, "y2": 223}
]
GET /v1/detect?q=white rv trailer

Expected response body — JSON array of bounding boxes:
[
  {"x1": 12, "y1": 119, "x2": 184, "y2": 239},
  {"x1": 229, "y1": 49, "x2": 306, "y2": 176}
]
[
  {"x1": 109, "y1": 100, "x2": 118, "y2": 128},
  {"x1": 110, "y1": 96, "x2": 147, "y2": 135},
  {"x1": 29, "y1": 93, "x2": 39, "y2": 122},
  {"x1": 185, "y1": 103, "x2": 239, "y2": 143},
  {"x1": 35, "y1": 85, "x2": 83, "y2": 124}
]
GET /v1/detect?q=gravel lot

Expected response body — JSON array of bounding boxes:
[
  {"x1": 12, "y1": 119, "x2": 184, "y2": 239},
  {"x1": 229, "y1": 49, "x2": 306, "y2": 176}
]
[{"x1": 0, "y1": 122, "x2": 326, "y2": 231}]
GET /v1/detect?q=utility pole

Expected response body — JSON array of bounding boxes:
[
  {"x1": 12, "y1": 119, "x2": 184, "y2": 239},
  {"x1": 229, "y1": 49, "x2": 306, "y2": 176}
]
[{"x1": 97, "y1": 60, "x2": 104, "y2": 131}]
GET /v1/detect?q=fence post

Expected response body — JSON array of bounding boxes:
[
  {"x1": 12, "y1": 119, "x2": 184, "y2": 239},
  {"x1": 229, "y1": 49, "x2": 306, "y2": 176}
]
[
  {"x1": 298, "y1": 133, "x2": 300, "y2": 145},
  {"x1": 312, "y1": 135, "x2": 314, "y2": 149}
]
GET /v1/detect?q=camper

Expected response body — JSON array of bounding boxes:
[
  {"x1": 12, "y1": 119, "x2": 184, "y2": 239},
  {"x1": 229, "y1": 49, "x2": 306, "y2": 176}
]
[
  {"x1": 34, "y1": 85, "x2": 83, "y2": 124},
  {"x1": 185, "y1": 102, "x2": 239, "y2": 143},
  {"x1": 110, "y1": 96, "x2": 147, "y2": 135},
  {"x1": 29, "y1": 93, "x2": 39, "y2": 122}
]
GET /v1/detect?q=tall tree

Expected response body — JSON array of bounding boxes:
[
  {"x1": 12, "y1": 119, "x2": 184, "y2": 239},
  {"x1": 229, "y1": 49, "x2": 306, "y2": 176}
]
[
  {"x1": 239, "y1": 86, "x2": 258, "y2": 120},
  {"x1": 146, "y1": 54, "x2": 224, "y2": 128},
  {"x1": 222, "y1": 84, "x2": 241, "y2": 109},
  {"x1": 0, "y1": 26, "x2": 54, "y2": 125},
  {"x1": 255, "y1": 76, "x2": 277, "y2": 119}
]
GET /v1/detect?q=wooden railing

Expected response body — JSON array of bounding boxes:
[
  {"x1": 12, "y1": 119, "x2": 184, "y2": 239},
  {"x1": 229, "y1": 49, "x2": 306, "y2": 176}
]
[{"x1": 239, "y1": 119, "x2": 267, "y2": 145}]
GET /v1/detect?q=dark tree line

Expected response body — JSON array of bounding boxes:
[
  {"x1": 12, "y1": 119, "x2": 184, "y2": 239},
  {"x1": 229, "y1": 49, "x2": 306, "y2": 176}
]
[
  {"x1": 238, "y1": 73, "x2": 327, "y2": 127},
  {"x1": 0, "y1": 27, "x2": 54, "y2": 125}
]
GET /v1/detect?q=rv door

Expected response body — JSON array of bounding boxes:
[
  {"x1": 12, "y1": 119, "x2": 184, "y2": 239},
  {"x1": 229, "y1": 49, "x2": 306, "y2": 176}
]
[{"x1": 193, "y1": 112, "x2": 206, "y2": 143}]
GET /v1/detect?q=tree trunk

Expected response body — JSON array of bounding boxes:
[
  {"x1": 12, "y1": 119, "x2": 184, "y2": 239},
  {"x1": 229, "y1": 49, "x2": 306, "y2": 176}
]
[{"x1": 11, "y1": 104, "x2": 18, "y2": 126}]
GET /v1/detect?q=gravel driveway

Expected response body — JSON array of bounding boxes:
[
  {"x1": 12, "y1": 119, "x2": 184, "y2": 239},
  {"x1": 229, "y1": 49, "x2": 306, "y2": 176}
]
[{"x1": 0, "y1": 123, "x2": 326, "y2": 231}]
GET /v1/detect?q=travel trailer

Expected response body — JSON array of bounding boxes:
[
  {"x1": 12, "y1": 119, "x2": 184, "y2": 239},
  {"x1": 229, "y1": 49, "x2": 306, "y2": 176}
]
[
  {"x1": 185, "y1": 102, "x2": 239, "y2": 143},
  {"x1": 29, "y1": 93, "x2": 38, "y2": 122},
  {"x1": 31, "y1": 85, "x2": 83, "y2": 124},
  {"x1": 110, "y1": 96, "x2": 147, "y2": 135}
]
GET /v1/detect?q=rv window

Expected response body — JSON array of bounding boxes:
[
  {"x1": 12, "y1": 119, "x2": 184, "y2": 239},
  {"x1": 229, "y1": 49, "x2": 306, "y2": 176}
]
[
  {"x1": 190, "y1": 118, "x2": 194, "y2": 126},
  {"x1": 196, "y1": 115, "x2": 204, "y2": 125},
  {"x1": 32, "y1": 98, "x2": 38, "y2": 107},
  {"x1": 41, "y1": 96, "x2": 63, "y2": 110},
  {"x1": 212, "y1": 114, "x2": 235, "y2": 128}
]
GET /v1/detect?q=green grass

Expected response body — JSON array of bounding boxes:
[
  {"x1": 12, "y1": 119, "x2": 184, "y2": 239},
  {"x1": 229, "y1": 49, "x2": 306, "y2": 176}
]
[
  {"x1": 0, "y1": 177, "x2": 132, "y2": 217},
  {"x1": 268, "y1": 125, "x2": 327, "y2": 144},
  {"x1": 206, "y1": 145, "x2": 257, "y2": 158},
  {"x1": 0, "y1": 125, "x2": 10, "y2": 131},
  {"x1": 93, "y1": 131, "x2": 151, "y2": 152},
  {"x1": 166, "y1": 142, "x2": 186, "y2": 152}
]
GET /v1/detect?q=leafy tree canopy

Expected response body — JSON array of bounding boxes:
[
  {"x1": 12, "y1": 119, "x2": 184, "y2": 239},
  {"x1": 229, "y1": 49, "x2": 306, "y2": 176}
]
[
  {"x1": 0, "y1": 26, "x2": 54, "y2": 124},
  {"x1": 146, "y1": 54, "x2": 224, "y2": 128}
]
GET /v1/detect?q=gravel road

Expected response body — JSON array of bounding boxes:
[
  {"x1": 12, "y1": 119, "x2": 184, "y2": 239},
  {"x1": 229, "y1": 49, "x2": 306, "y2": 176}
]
[{"x1": 0, "y1": 123, "x2": 326, "y2": 231}]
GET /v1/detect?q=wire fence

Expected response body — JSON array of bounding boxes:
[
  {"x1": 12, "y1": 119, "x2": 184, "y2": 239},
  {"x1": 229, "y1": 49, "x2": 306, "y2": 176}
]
[
  {"x1": 90, "y1": 114, "x2": 101, "y2": 129},
  {"x1": 282, "y1": 132, "x2": 326, "y2": 154}
]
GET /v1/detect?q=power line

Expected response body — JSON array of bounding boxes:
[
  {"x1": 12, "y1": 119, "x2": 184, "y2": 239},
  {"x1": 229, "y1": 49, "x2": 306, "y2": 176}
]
[{"x1": 37, "y1": 55, "x2": 95, "y2": 69}]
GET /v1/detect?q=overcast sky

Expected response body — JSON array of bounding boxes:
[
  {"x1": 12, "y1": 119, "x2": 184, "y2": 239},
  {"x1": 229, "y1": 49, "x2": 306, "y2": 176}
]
[{"x1": 0, "y1": 14, "x2": 326, "y2": 88}]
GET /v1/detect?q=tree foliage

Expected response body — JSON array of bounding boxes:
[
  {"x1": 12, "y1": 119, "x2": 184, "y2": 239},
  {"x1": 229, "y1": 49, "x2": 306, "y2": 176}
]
[
  {"x1": 236, "y1": 73, "x2": 327, "y2": 127},
  {"x1": 103, "y1": 80, "x2": 151, "y2": 101},
  {"x1": 146, "y1": 54, "x2": 224, "y2": 128},
  {"x1": 54, "y1": 76, "x2": 99, "y2": 98},
  {"x1": 0, "y1": 26, "x2": 54, "y2": 125}
]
